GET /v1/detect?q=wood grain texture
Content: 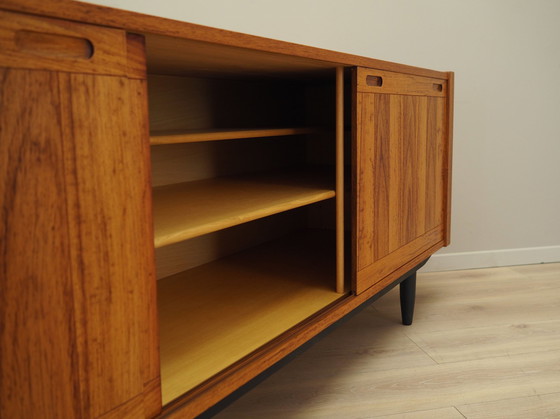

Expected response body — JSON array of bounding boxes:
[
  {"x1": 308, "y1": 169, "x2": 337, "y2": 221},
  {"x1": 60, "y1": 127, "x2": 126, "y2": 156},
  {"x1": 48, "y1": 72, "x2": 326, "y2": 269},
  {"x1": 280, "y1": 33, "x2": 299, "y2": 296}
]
[
  {"x1": 0, "y1": 26, "x2": 160, "y2": 417},
  {"x1": 371, "y1": 94, "x2": 390, "y2": 258},
  {"x1": 59, "y1": 72, "x2": 160, "y2": 417},
  {"x1": 151, "y1": 127, "x2": 314, "y2": 145},
  {"x1": 98, "y1": 392, "x2": 145, "y2": 419},
  {"x1": 143, "y1": 377, "x2": 163, "y2": 418},
  {"x1": 153, "y1": 171, "x2": 335, "y2": 248},
  {"x1": 425, "y1": 96, "x2": 446, "y2": 230},
  {"x1": 0, "y1": 10, "x2": 129, "y2": 76},
  {"x1": 388, "y1": 94, "x2": 405, "y2": 252},
  {"x1": 370, "y1": 407, "x2": 465, "y2": 419},
  {"x1": 158, "y1": 230, "x2": 341, "y2": 404},
  {"x1": 0, "y1": 68, "x2": 82, "y2": 419},
  {"x1": 134, "y1": 77, "x2": 163, "y2": 419},
  {"x1": 434, "y1": 97, "x2": 445, "y2": 229},
  {"x1": 127, "y1": 37, "x2": 162, "y2": 417},
  {"x1": 457, "y1": 393, "x2": 560, "y2": 419},
  {"x1": 1, "y1": 66, "x2": 160, "y2": 417},
  {"x1": 356, "y1": 92, "x2": 376, "y2": 270},
  {"x1": 356, "y1": 67, "x2": 447, "y2": 97},
  {"x1": 0, "y1": 0, "x2": 449, "y2": 80},
  {"x1": 126, "y1": 32, "x2": 148, "y2": 80},
  {"x1": 408, "y1": 319, "x2": 560, "y2": 364},
  {"x1": 355, "y1": 82, "x2": 447, "y2": 293},
  {"x1": 356, "y1": 226, "x2": 443, "y2": 294}
]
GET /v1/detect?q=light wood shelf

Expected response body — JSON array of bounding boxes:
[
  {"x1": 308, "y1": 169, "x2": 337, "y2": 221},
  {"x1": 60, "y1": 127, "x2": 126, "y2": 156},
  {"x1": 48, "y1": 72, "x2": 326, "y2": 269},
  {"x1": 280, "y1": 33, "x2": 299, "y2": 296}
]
[
  {"x1": 153, "y1": 171, "x2": 335, "y2": 248},
  {"x1": 150, "y1": 127, "x2": 315, "y2": 145},
  {"x1": 158, "y1": 229, "x2": 344, "y2": 404}
]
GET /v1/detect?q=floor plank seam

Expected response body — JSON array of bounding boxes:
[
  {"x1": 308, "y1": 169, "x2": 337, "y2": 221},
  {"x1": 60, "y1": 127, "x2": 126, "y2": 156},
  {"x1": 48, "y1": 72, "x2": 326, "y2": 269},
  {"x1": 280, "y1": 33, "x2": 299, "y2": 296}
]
[
  {"x1": 415, "y1": 318, "x2": 560, "y2": 333},
  {"x1": 426, "y1": 347, "x2": 560, "y2": 366},
  {"x1": 403, "y1": 331, "x2": 440, "y2": 365},
  {"x1": 455, "y1": 390, "x2": 560, "y2": 411},
  {"x1": 453, "y1": 405, "x2": 468, "y2": 418},
  {"x1": 369, "y1": 405, "x2": 463, "y2": 418}
]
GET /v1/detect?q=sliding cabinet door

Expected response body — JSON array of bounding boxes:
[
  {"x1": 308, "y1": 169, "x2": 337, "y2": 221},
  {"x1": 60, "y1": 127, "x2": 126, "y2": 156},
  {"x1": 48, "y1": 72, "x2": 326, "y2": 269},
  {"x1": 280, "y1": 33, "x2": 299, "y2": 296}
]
[
  {"x1": 353, "y1": 67, "x2": 453, "y2": 294},
  {"x1": 0, "y1": 11, "x2": 159, "y2": 418}
]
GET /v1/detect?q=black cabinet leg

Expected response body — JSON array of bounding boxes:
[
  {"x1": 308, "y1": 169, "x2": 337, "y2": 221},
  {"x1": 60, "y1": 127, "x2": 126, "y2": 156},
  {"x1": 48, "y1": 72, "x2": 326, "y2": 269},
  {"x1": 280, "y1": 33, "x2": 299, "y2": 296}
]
[{"x1": 399, "y1": 272, "x2": 417, "y2": 326}]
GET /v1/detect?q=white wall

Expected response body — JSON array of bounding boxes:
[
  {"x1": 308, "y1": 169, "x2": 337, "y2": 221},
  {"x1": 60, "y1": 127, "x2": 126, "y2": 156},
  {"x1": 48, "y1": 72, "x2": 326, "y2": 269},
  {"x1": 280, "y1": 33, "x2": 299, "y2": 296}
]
[{"x1": 86, "y1": 0, "x2": 560, "y2": 271}]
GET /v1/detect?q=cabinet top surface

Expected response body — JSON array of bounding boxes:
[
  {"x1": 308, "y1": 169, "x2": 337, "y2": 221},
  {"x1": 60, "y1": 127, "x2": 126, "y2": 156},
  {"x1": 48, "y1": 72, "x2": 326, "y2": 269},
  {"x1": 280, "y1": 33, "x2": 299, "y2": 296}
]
[{"x1": 0, "y1": 0, "x2": 451, "y2": 79}]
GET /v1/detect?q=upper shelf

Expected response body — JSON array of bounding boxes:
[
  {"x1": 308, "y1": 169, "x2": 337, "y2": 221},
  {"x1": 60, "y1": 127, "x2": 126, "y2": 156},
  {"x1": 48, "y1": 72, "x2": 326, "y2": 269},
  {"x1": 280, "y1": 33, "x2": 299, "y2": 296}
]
[
  {"x1": 150, "y1": 127, "x2": 314, "y2": 145},
  {"x1": 153, "y1": 170, "x2": 335, "y2": 248}
]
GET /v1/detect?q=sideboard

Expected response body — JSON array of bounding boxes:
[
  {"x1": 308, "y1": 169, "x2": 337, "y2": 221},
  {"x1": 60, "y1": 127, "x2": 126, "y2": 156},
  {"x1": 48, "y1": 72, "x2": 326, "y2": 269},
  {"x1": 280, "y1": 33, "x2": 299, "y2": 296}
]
[{"x1": 0, "y1": 1, "x2": 454, "y2": 417}]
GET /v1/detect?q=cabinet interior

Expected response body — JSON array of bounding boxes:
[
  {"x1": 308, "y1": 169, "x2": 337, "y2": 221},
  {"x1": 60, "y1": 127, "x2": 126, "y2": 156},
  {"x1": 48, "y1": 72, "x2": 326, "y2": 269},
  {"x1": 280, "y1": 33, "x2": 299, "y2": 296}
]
[{"x1": 145, "y1": 35, "x2": 351, "y2": 404}]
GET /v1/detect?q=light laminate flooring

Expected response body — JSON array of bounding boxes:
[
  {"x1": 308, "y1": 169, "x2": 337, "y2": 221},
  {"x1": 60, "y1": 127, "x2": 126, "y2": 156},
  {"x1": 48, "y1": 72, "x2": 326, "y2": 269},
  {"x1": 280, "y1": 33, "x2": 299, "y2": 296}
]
[{"x1": 214, "y1": 263, "x2": 560, "y2": 418}]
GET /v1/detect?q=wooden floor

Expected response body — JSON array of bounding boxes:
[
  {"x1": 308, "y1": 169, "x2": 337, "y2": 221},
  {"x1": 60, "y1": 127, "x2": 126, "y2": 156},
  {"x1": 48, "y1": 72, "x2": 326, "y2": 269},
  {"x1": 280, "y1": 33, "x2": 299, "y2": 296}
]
[{"x1": 213, "y1": 263, "x2": 560, "y2": 418}]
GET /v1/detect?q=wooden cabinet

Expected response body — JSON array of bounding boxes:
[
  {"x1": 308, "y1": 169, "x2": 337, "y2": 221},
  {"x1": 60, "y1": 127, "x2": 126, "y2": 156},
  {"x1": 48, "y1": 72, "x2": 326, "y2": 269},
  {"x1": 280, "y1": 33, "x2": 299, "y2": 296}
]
[{"x1": 0, "y1": 2, "x2": 453, "y2": 418}]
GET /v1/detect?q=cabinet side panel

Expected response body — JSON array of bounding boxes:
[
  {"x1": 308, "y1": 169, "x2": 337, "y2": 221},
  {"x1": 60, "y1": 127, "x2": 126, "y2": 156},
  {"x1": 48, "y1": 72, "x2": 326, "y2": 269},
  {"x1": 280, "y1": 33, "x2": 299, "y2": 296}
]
[
  {"x1": 443, "y1": 72, "x2": 454, "y2": 245},
  {"x1": 59, "y1": 73, "x2": 159, "y2": 417},
  {"x1": 0, "y1": 69, "x2": 83, "y2": 418}
]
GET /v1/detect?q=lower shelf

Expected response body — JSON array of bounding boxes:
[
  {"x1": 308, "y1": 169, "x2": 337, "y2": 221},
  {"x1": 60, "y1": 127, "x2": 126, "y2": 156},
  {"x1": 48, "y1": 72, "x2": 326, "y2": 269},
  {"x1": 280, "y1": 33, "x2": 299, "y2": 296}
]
[{"x1": 158, "y1": 229, "x2": 344, "y2": 404}]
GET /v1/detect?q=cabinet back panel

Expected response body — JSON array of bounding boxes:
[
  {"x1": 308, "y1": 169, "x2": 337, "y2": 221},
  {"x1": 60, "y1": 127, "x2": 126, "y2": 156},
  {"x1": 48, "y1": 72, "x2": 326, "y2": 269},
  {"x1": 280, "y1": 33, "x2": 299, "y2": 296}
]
[
  {"x1": 148, "y1": 74, "x2": 307, "y2": 132},
  {"x1": 307, "y1": 198, "x2": 336, "y2": 230},
  {"x1": 155, "y1": 210, "x2": 306, "y2": 279},
  {"x1": 151, "y1": 137, "x2": 306, "y2": 186}
]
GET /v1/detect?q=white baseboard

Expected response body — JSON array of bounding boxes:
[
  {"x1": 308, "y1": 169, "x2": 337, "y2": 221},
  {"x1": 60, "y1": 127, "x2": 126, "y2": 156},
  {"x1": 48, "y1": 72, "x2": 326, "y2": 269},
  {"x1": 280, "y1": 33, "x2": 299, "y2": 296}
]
[{"x1": 421, "y1": 245, "x2": 560, "y2": 272}]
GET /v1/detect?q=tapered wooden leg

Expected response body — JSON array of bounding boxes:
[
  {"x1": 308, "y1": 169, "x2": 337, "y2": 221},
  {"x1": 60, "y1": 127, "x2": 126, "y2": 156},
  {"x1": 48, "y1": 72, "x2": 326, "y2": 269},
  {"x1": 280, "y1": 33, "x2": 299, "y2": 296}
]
[{"x1": 400, "y1": 272, "x2": 417, "y2": 326}]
